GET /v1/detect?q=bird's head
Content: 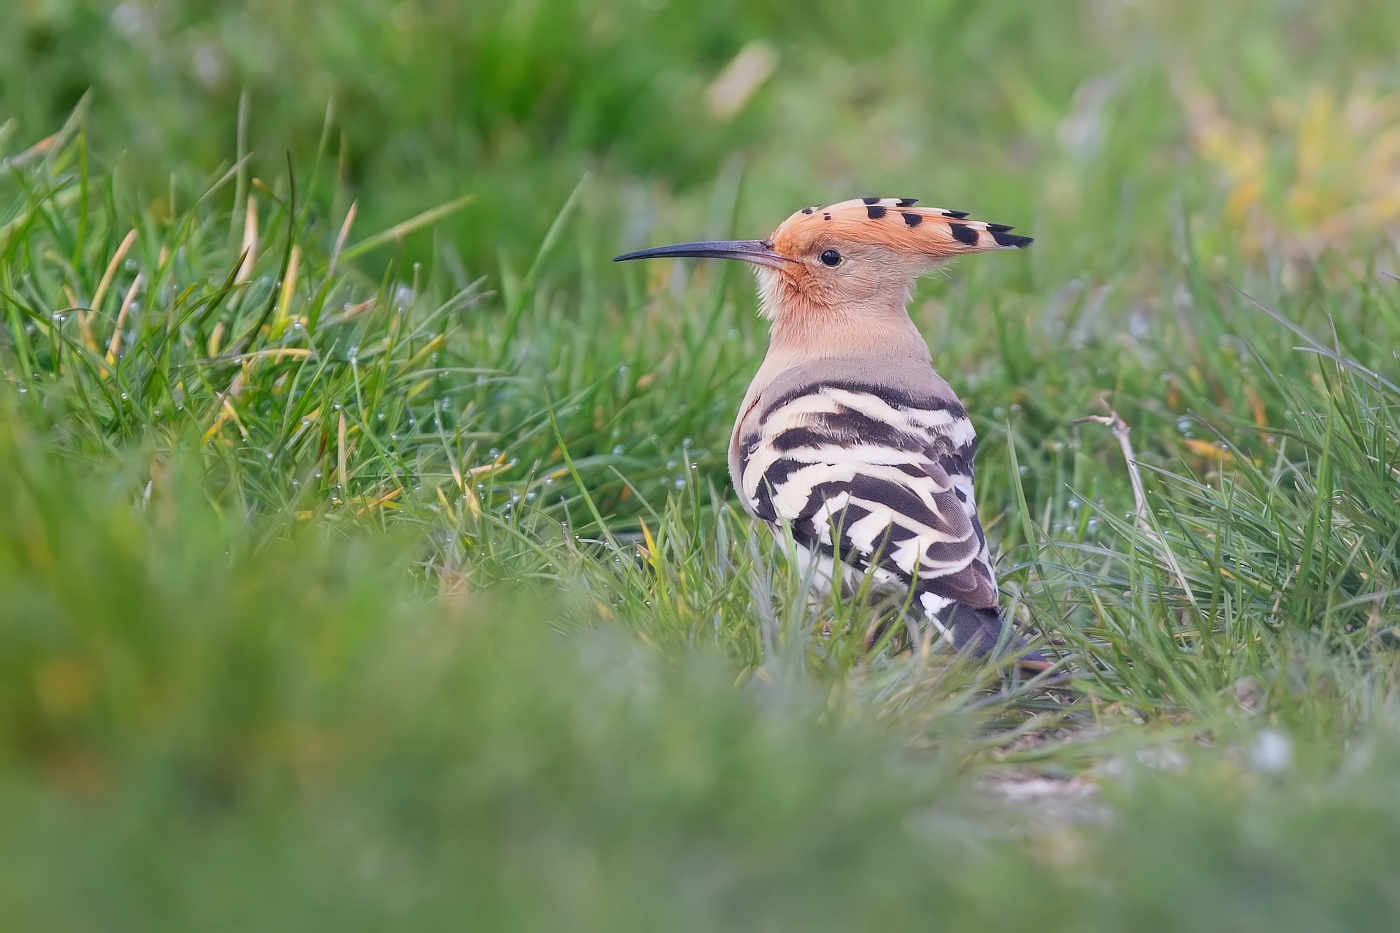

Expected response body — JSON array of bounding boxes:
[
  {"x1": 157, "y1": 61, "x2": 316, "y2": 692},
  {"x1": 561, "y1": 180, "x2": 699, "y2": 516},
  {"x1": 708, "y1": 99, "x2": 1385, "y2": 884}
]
[{"x1": 614, "y1": 198, "x2": 1032, "y2": 330}]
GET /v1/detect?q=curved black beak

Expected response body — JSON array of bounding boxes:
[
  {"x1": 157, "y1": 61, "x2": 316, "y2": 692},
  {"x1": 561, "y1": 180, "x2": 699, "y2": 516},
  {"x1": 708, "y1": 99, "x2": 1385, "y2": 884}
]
[{"x1": 613, "y1": 239, "x2": 789, "y2": 269}]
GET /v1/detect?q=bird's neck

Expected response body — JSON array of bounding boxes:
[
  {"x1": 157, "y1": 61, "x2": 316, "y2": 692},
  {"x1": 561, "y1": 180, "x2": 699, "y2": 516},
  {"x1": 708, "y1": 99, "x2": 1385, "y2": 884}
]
[
  {"x1": 764, "y1": 297, "x2": 931, "y2": 370},
  {"x1": 756, "y1": 268, "x2": 930, "y2": 369}
]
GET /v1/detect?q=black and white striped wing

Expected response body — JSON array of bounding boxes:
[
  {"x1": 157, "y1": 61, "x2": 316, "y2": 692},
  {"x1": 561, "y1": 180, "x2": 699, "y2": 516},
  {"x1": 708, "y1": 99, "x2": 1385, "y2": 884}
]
[{"x1": 738, "y1": 382, "x2": 999, "y2": 632}]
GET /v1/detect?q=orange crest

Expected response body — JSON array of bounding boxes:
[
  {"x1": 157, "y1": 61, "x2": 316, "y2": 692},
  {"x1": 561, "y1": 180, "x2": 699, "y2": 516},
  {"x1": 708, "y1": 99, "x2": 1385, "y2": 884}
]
[{"x1": 770, "y1": 197, "x2": 1031, "y2": 261}]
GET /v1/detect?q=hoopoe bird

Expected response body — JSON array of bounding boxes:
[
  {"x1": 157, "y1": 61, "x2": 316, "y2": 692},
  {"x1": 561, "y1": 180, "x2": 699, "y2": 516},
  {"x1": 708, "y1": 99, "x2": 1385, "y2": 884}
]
[{"x1": 616, "y1": 197, "x2": 1047, "y2": 669}]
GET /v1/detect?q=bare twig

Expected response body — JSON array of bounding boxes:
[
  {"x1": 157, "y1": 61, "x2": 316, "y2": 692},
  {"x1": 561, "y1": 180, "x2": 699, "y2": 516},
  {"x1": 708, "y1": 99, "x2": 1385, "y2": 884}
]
[
  {"x1": 1075, "y1": 409, "x2": 1200, "y2": 612},
  {"x1": 1074, "y1": 410, "x2": 1148, "y2": 523}
]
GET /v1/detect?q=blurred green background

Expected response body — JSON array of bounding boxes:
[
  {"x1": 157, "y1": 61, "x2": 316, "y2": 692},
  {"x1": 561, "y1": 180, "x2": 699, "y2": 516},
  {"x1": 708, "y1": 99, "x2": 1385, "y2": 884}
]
[{"x1": 3, "y1": 1, "x2": 1400, "y2": 929}]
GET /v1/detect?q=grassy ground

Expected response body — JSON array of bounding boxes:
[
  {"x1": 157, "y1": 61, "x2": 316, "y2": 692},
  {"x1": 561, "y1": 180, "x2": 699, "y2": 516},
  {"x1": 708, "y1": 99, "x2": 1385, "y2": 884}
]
[{"x1": 3, "y1": 0, "x2": 1400, "y2": 928}]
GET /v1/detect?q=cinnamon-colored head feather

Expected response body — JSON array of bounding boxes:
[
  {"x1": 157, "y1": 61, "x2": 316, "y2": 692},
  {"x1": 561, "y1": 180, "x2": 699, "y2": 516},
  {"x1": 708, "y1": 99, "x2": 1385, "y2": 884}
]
[
  {"x1": 749, "y1": 197, "x2": 1032, "y2": 334},
  {"x1": 770, "y1": 197, "x2": 1032, "y2": 260}
]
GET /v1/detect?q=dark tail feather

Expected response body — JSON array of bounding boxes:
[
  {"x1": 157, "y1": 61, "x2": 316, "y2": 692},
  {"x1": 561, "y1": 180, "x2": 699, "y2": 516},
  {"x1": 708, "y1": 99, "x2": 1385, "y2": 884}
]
[{"x1": 943, "y1": 602, "x2": 1049, "y2": 668}]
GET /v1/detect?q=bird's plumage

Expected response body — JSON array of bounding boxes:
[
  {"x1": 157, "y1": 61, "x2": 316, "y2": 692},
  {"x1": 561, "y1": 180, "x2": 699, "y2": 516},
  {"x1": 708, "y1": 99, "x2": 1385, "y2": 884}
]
[
  {"x1": 728, "y1": 354, "x2": 1015, "y2": 653},
  {"x1": 617, "y1": 198, "x2": 1043, "y2": 666}
]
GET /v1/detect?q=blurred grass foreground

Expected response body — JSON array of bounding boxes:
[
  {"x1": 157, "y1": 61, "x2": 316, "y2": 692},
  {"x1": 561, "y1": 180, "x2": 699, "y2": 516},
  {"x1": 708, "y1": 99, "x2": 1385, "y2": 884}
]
[{"x1": 4, "y1": 1, "x2": 1400, "y2": 929}]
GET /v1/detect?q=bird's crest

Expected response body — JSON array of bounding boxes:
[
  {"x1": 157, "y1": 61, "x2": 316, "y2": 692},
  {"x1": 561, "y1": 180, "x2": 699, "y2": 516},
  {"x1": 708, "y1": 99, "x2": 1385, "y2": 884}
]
[{"x1": 771, "y1": 197, "x2": 1032, "y2": 259}]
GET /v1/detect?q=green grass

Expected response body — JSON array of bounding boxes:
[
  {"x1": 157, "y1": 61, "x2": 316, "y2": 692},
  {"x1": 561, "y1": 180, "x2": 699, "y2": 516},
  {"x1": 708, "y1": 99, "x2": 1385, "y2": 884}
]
[{"x1": 4, "y1": 0, "x2": 1400, "y2": 928}]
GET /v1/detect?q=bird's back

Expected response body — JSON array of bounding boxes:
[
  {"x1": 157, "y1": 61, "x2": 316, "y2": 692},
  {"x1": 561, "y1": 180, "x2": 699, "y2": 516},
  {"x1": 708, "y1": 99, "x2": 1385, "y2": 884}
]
[{"x1": 729, "y1": 352, "x2": 1016, "y2": 653}]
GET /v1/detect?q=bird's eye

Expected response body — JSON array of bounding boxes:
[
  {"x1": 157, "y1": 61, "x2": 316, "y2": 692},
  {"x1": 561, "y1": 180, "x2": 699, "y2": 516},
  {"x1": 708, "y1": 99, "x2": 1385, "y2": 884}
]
[{"x1": 819, "y1": 249, "x2": 842, "y2": 267}]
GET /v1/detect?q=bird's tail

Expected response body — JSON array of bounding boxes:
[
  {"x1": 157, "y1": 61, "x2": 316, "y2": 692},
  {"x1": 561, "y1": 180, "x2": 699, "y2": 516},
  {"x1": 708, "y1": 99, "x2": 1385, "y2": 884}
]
[{"x1": 937, "y1": 601, "x2": 1050, "y2": 670}]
